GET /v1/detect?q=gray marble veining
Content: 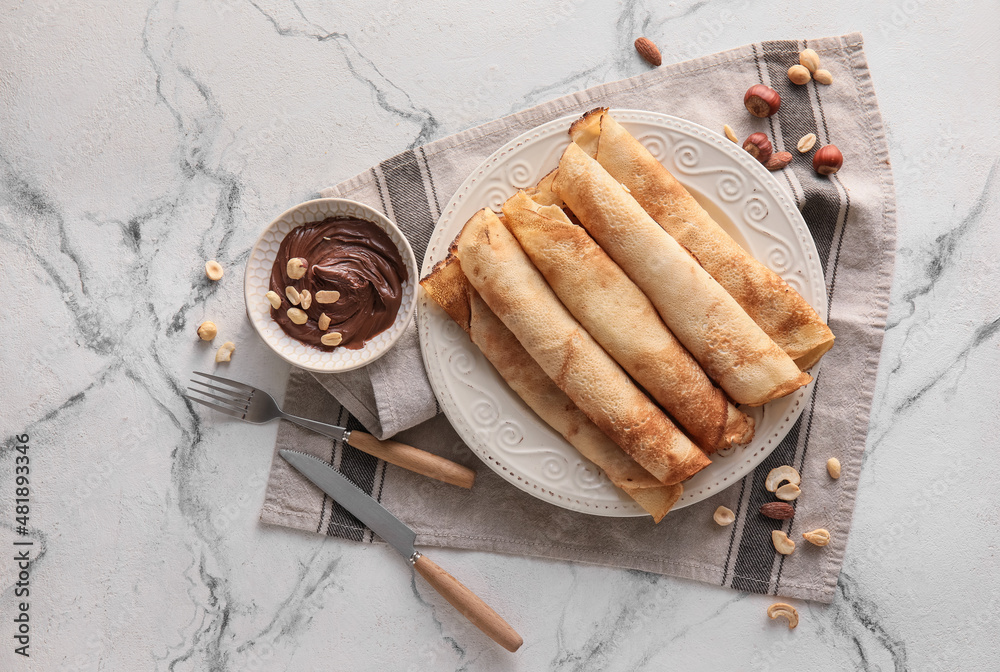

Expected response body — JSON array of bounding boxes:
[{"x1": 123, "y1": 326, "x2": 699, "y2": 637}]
[{"x1": 2, "y1": 0, "x2": 999, "y2": 669}]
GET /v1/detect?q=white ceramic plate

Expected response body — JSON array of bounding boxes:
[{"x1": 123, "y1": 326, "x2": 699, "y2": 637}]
[
  {"x1": 418, "y1": 110, "x2": 827, "y2": 516},
  {"x1": 245, "y1": 198, "x2": 418, "y2": 373}
]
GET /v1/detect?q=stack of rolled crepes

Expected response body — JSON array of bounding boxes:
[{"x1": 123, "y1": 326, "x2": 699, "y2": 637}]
[{"x1": 420, "y1": 110, "x2": 834, "y2": 521}]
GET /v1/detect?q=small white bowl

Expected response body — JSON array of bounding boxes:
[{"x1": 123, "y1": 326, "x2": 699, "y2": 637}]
[{"x1": 244, "y1": 198, "x2": 418, "y2": 373}]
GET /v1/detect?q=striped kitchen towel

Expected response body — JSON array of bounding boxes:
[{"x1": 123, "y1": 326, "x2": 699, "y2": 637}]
[{"x1": 260, "y1": 33, "x2": 895, "y2": 603}]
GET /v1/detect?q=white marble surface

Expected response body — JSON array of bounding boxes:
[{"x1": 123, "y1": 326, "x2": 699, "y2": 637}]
[{"x1": 2, "y1": 0, "x2": 999, "y2": 669}]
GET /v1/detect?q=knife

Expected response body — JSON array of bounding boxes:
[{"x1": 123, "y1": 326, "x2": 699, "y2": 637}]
[{"x1": 279, "y1": 449, "x2": 523, "y2": 652}]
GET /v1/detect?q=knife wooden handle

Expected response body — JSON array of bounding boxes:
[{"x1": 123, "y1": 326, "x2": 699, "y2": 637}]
[
  {"x1": 413, "y1": 553, "x2": 522, "y2": 652},
  {"x1": 347, "y1": 431, "x2": 476, "y2": 489}
]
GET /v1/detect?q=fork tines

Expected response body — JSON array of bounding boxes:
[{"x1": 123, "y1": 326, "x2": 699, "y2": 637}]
[{"x1": 187, "y1": 371, "x2": 253, "y2": 419}]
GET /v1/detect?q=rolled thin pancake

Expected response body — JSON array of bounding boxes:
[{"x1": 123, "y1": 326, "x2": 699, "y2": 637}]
[
  {"x1": 569, "y1": 108, "x2": 834, "y2": 370},
  {"x1": 420, "y1": 256, "x2": 682, "y2": 521},
  {"x1": 553, "y1": 143, "x2": 812, "y2": 406},
  {"x1": 453, "y1": 208, "x2": 711, "y2": 484},
  {"x1": 502, "y1": 190, "x2": 753, "y2": 452}
]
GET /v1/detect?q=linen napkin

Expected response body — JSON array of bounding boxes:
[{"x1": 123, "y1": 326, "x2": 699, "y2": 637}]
[{"x1": 260, "y1": 33, "x2": 895, "y2": 603}]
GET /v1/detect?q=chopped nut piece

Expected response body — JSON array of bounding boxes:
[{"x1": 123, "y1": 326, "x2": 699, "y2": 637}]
[
  {"x1": 315, "y1": 290, "x2": 341, "y2": 304},
  {"x1": 724, "y1": 124, "x2": 738, "y2": 143},
  {"x1": 827, "y1": 457, "x2": 842, "y2": 479},
  {"x1": 215, "y1": 341, "x2": 235, "y2": 362},
  {"x1": 285, "y1": 286, "x2": 301, "y2": 305},
  {"x1": 802, "y1": 528, "x2": 831, "y2": 546},
  {"x1": 797, "y1": 133, "x2": 818, "y2": 153},
  {"x1": 775, "y1": 483, "x2": 801, "y2": 501},
  {"x1": 286, "y1": 257, "x2": 308, "y2": 280},
  {"x1": 205, "y1": 260, "x2": 224, "y2": 281},
  {"x1": 713, "y1": 506, "x2": 735, "y2": 526},
  {"x1": 318, "y1": 313, "x2": 331, "y2": 331},
  {"x1": 287, "y1": 307, "x2": 308, "y2": 325},
  {"x1": 767, "y1": 602, "x2": 799, "y2": 629},
  {"x1": 300, "y1": 289, "x2": 312, "y2": 310},
  {"x1": 765, "y1": 465, "x2": 801, "y2": 492},
  {"x1": 772, "y1": 530, "x2": 796, "y2": 555},
  {"x1": 265, "y1": 291, "x2": 282, "y2": 309},
  {"x1": 321, "y1": 332, "x2": 343, "y2": 347},
  {"x1": 197, "y1": 321, "x2": 218, "y2": 341}
]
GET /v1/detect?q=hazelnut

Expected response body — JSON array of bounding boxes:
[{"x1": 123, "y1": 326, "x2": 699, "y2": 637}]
[
  {"x1": 265, "y1": 291, "x2": 282, "y2": 310},
  {"x1": 287, "y1": 307, "x2": 308, "y2": 325},
  {"x1": 204, "y1": 260, "x2": 224, "y2": 281},
  {"x1": 286, "y1": 257, "x2": 308, "y2": 280},
  {"x1": 813, "y1": 144, "x2": 844, "y2": 175},
  {"x1": 799, "y1": 48, "x2": 820, "y2": 73},
  {"x1": 215, "y1": 341, "x2": 235, "y2": 363},
  {"x1": 813, "y1": 68, "x2": 833, "y2": 85},
  {"x1": 723, "y1": 124, "x2": 738, "y2": 143},
  {"x1": 787, "y1": 64, "x2": 811, "y2": 85},
  {"x1": 765, "y1": 151, "x2": 793, "y2": 171},
  {"x1": 744, "y1": 84, "x2": 781, "y2": 118},
  {"x1": 742, "y1": 132, "x2": 773, "y2": 164},
  {"x1": 197, "y1": 321, "x2": 218, "y2": 341}
]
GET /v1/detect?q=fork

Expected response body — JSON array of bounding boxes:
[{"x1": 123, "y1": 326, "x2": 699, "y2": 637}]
[{"x1": 187, "y1": 371, "x2": 475, "y2": 489}]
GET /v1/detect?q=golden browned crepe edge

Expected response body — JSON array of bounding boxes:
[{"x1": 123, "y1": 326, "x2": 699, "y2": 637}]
[
  {"x1": 501, "y1": 190, "x2": 756, "y2": 453},
  {"x1": 569, "y1": 108, "x2": 835, "y2": 371},
  {"x1": 551, "y1": 142, "x2": 813, "y2": 406},
  {"x1": 454, "y1": 208, "x2": 712, "y2": 483},
  {"x1": 420, "y1": 255, "x2": 682, "y2": 521}
]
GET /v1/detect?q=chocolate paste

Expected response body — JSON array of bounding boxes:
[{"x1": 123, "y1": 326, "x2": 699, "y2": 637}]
[{"x1": 269, "y1": 217, "x2": 407, "y2": 350}]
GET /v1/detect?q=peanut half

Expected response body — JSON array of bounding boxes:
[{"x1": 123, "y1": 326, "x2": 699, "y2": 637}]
[
  {"x1": 285, "y1": 286, "x2": 301, "y2": 306},
  {"x1": 797, "y1": 133, "x2": 818, "y2": 153},
  {"x1": 802, "y1": 528, "x2": 831, "y2": 547},
  {"x1": 315, "y1": 290, "x2": 341, "y2": 304},
  {"x1": 321, "y1": 332, "x2": 343, "y2": 347},
  {"x1": 827, "y1": 457, "x2": 842, "y2": 479},
  {"x1": 318, "y1": 313, "x2": 331, "y2": 331},
  {"x1": 265, "y1": 291, "x2": 282, "y2": 309},
  {"x1": 723, "y1": 124, "x2": 738, "y2": 143},
  {"x1": 286, "y1": 257, "x2": 308, "y2": 280},
  {"x1": 287, "y1": 308, "x2": 308, "y2": 325},
  {"x1": 299, "y1": 289, "x2": 312, "y2": 310}
]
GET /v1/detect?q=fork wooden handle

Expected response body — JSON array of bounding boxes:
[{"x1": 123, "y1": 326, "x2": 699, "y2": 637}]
[{"x1": 347, "y1": 431, "x2": 476, "y2": 489}]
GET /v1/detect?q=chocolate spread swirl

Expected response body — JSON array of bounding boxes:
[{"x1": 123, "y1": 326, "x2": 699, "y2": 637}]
[{"x1": 269, "y1": 217, "x2": 407, "y2": 350}]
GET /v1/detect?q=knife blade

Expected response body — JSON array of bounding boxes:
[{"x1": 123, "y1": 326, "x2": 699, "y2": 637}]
[{"x1": 279, "y1": 450, "x2": 523, "y2": 652}]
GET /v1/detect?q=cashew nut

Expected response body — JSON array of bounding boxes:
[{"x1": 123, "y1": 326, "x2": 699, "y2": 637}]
[
  {"x1": 287, "y1": 308, "x2": 308, "y2": 325},
  {"x1": 776, "y1": 483, "x2": 801, "y2": 501},
  {"x1": 315, "y1": 290, "x2": 341, "y2": 304},
  {"x1": 197, "y1": 321, "x2": 218, "y2": 341},
  {"x1": 802, "y1": 528, "x2": 831, "y2": 547},
  {"x1": 827, "y1": 457, "x2": 841, "y2": 479},
  {"x1": 285, "y1": 286, "x2": 301, "y2": 305},
  {"x1": 772, "y1": 530, "x2": 796, "y2": 555},
  {"x1": 765, "y1": 465, "x2": 801, "y2": 492},
  {"x1": 205, "y1": 260, "x2": 224, "y2": 281},
  {"x1": 317, "y1": 313, "x2": 331, "y2": 331},
  {"x1": 265, "y1": 291, "x2": 282, "y2": 309},
  {"x1": 321, "y1": 332, "x2": 343, "y2": 347},
  {"x1": 713, "y1": 506, "x2": 735, "y2": 526},
  {"x1": 215, "y1": 341, "x2": 235, "y2": 362},
  {"x1": 299, "y1": 289, "x2": 312, "y2": 310},
  {"x1": 286, "y1": 257, "x2": 308, "y2": 280},
  {"x1": 767, "y1": 602, "x2": 799, "y2": 629}
]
